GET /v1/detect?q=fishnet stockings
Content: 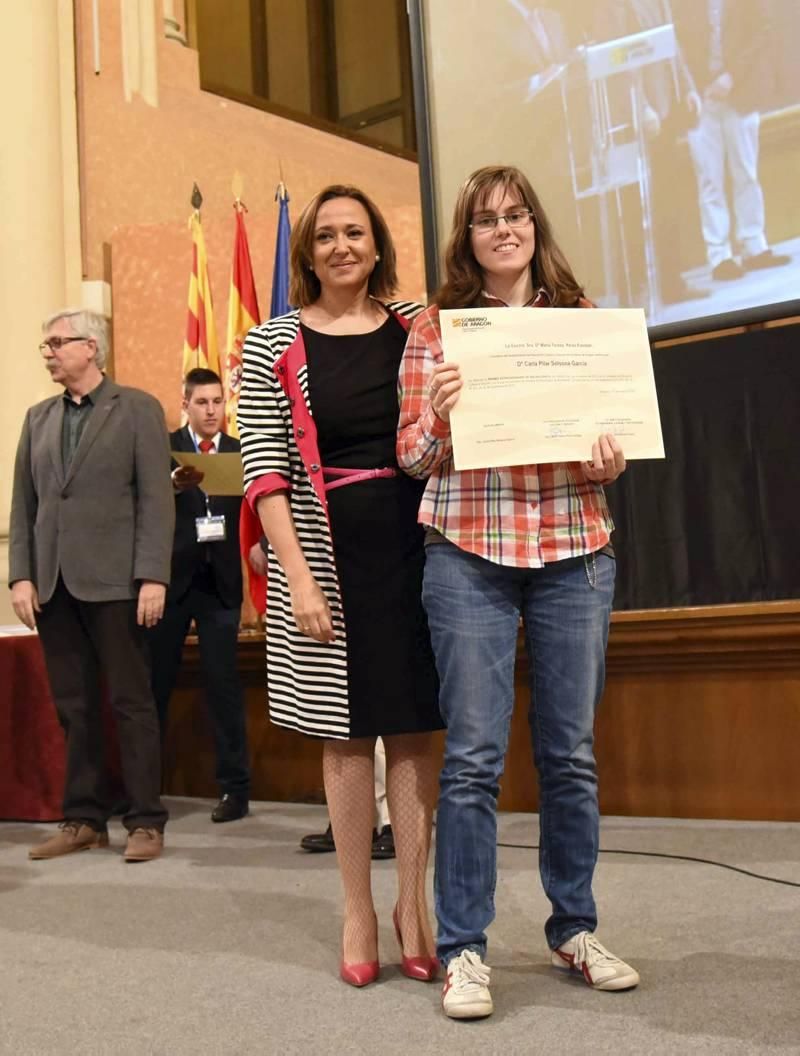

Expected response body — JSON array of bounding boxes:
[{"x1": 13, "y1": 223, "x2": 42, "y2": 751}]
[
  {"x1": 324, "y1": 737, "x2": 378, "y2": 965},
  {"x1": 384, "y1": 733, "x2": 439, "y2": 960}
]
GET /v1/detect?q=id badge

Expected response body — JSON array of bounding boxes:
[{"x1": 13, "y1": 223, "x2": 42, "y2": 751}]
[{"x1": 195, "y1": 515, "x2": 226, "y2": 543}]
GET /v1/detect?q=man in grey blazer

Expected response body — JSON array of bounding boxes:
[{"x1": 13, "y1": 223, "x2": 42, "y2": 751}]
[{"x1": 9, "y1": 308, "x2": 174, "y2": 862}]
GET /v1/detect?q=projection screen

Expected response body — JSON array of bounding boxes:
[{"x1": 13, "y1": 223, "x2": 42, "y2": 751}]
[{"x1": 408, "y1": 0, "x2": 800, "y2": 338}]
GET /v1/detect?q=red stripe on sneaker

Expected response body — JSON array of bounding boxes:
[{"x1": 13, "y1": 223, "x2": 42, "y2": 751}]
[{"x1": 442, "y1": 973, "x2": 453, "y2": 1002}]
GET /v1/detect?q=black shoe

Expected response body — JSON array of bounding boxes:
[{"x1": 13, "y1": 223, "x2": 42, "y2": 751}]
[
  {"x1": 742, "y1": 249, "x2": 791, "y2": 271},
  {"x1": 371, "y1": 824, "x2": 395, "y2": 860},
  {"x1": 711, "y1": 258, "x2": 744, "y2": 281},
  {"x1": 300, "y1": 823, "x2": 335, "y2": 853},
  {"x1": 211, "y1": 794, "x2": 249, "y2": 823}
]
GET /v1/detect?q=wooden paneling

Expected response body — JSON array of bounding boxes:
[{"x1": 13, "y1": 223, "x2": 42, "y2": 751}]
[
  {"x1": 505, "y1": 602, "x2": 800, "y2": 820},
  {"x1": 163, "y1": 632, "x2": 327, "y2": 804},
  {"x1": 163, "y1": 602, "x2": 800, "y2": 821}
]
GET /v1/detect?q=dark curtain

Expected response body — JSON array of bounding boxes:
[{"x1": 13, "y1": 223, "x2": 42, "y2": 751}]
[{"x1": 607, "y1": 323, "x2": 800, "y2": 609}]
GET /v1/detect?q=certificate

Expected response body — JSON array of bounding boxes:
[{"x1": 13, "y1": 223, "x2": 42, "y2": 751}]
[
  {"x1": 441, "y1": 307, "x2": 664, "y2": 470},
  {"x1": 170, "y1": 450, "x2": 244, "y2": 496}
]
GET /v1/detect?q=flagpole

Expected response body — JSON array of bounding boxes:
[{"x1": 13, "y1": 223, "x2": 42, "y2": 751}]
[
  {"x1": 270, "y1": 181, "x2": 292, "y2": 318},
  {"x1": 191, "y1": 182, "x2": 202, "y2": 371}
]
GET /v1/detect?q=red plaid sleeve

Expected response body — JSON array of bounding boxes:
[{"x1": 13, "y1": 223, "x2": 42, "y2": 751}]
[{"x1": 397, "y1": 306, "x2": 453, "y2": 479}]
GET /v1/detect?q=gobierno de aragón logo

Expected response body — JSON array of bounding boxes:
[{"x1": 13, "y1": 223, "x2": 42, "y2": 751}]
[{"x1": 450, "y1": 315, "x2": 491, "y2": 329}]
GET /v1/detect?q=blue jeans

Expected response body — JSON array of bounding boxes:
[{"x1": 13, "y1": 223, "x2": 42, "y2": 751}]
[{"x1": 423, "y1": 540, "x2": 614, "y2": 963}]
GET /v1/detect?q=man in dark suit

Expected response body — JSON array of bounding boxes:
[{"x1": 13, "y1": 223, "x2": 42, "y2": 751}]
[
  {"x1": 148, "y1": 368, "x2": 250, "y2": 823},
  {"x1": 9, "y1": 308, "x2": 174, "y2": 862},
  {"x1": 672, "y1": 0, "x2": 790, "y2": 280}
]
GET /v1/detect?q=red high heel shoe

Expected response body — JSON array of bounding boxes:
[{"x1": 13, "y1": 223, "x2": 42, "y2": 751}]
[
  {"x1": 392, "y1": 905, "x2": 439, "y2": 982},
  {"x1": 340, "y1": 959, "x2": 380, "y2": 987}
]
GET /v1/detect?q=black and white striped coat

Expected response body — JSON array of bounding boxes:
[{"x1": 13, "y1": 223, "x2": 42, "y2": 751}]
[{"x1": 237, "y1": 301, "x2": 423, "y2": 739}]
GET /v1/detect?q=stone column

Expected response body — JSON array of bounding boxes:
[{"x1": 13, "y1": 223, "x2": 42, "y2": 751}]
[
  {"x1": 163, "y1": 0, "x2": 188, "y2": 44},
  {"x1": 0, "y1": 0, "x2": 83, "y2": 621}
]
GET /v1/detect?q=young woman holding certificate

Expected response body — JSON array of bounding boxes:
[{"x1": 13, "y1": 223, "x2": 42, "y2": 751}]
[
  {"x1": 397, "y1": 165, "x2": 637, "y2": 1020},
  {"x1": 238, "y1": 186, "x2": 442, "y2": 988}
]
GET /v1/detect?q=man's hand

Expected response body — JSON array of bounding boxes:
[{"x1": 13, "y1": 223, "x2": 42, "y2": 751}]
[
  {"x1": 137, "y1": 581, "x2": 167, "y2": 627},
  {"x1": 706, "y1": 72, "x2": 733, "y2": 101},
  {"x1": 11, "y1": 580, "x2": 40, "y2": 630},
  {"x1": 581, "y1": 434, "x2": 626, "y2": 485},
  {"x1": 172, "y1": 465, "x2": 204, "y2": 492},
  {"x1": 248, "y1": 543, "x2": 268, "y2": 577}
]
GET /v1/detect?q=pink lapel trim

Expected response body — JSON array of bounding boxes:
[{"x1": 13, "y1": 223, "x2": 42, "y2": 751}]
[
  {"x1": 273, "y1": 328, "x2": 328, "y2": 513},
  {"x1": 272, "y1": 306, "x2": 413, "y2": 513},
  {"x1": 389, "y1": 307, "x2": 413, "y2": 334}
]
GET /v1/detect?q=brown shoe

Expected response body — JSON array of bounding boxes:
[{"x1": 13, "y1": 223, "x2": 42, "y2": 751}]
[
  {"x1": 28, "y1": 821, "x2": 109, "y2": 860},
  {"x1": 124, "y1": 827, "x2": 164, "y2": 862}
]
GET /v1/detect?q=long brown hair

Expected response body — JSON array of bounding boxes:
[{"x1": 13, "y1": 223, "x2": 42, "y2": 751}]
[
  {"x1": 435, "y1": 166, "x2": 585, "y2": 309},
  {"x1": 289, "y1": 185, "x2": 398, "y2": 307}
]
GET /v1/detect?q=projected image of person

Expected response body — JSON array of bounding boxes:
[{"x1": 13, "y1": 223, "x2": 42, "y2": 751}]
[
  {"x1": 518, "y1": 2, "x2": 705, "y2": 310},
  {"x1": 673, "y1": 0, "x2": 791, "y2": 281},
  {"x1": 398, "y1": 165, "x2": 638, "y2": 1020},
  {"x1": 546, "y1": 1, "x2": 706, "y2": 305},
  {"x1": 427, "y1": 0, "x2": 798, "y2": 331}
]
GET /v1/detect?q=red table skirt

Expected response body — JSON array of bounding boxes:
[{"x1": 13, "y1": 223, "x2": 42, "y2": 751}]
[
  {"x1": 0, "y1": 634, "x2": 65, "y2": 820},
  {"x1": 0, "y1": 633, "x2": 123, "y2": 822}
]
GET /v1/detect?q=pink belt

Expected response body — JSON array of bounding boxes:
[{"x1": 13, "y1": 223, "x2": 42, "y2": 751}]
[{"x1": 323, "y1": 466, "x2": 397, "y2": 492}]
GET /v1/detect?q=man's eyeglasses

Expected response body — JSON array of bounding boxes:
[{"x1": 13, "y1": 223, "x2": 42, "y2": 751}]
[
  {"x1": 469, "y1": 209, "x2": 534, "y2": 234},
  {"x1": 38, "y1": 336, "x2": 89, "y2": 354}
]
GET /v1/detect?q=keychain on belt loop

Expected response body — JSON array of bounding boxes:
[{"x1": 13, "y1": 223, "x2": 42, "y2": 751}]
[{"x1": 584, "y1": 551, "x2": 597, "y2": 589}]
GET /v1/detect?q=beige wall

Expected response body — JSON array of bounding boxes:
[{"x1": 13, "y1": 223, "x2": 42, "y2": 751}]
[
  {"x1": 75, "y1": 0, "x2": 424, "y2": 422},
  {"x1": 1, "y1": 0, "x2": 426, "y2": 620},
  {"x1": 0, "y1": 0, "x2": 424, "y2": 623},
  {"x1": 0, "y1": 0, "x2": 83, "y2": 624}
]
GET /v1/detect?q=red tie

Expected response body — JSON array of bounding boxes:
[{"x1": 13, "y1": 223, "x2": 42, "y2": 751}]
[{"x1": 199, "y1": 439, "x2": 215, "y2": 453}]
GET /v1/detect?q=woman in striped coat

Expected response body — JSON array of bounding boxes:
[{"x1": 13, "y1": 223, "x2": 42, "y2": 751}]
[{"x1": 238, "y1": 185, "x2": 443, "y2": 988}]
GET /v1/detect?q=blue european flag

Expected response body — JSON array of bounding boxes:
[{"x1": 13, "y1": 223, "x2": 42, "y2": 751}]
[{"x1": 270, "y1": 185, "x2": 292, "y2": 318}]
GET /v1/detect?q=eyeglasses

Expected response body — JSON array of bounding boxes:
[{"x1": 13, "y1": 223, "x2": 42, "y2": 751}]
[
  {"x1": 38, "y1": 336, "x2": 89, "y2": 354},
  {"x1": 469, "y1": 209, "x2": 534, "y2": 234}
]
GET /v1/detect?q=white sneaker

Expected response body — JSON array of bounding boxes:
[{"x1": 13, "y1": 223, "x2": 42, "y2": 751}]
[
  {"x1": 551, "y1": 931, "x2": 640, "y2": 991},
  {"x1": 442, "y1": 950, "x2": 493, "y2": 1019}
]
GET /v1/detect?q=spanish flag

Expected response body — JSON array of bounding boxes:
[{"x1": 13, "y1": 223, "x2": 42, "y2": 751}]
[
  {"x1": 183, "y1": 200, "x2": 220, "y2": 379},
  {"x1": 224, "y1": 202, "x2": 260, "y2": 437}
]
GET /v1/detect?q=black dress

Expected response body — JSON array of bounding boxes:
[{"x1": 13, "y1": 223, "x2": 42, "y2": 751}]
[{"x1": 302, "y1": 315, "x2": 442, "y2": 739}]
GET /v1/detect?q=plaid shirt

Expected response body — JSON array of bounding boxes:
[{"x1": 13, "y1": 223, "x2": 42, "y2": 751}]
[{"x1": 396, "y1": 293, "x2": 614, "y2": 568}]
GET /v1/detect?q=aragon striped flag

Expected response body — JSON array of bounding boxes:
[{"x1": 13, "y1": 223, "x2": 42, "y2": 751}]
[
  {"x1": 224, "y1": 201, "x2": 260, "y2": 437},
  {"x1": 182, "y1": 185, "x2": 220, "y2": 381}
]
